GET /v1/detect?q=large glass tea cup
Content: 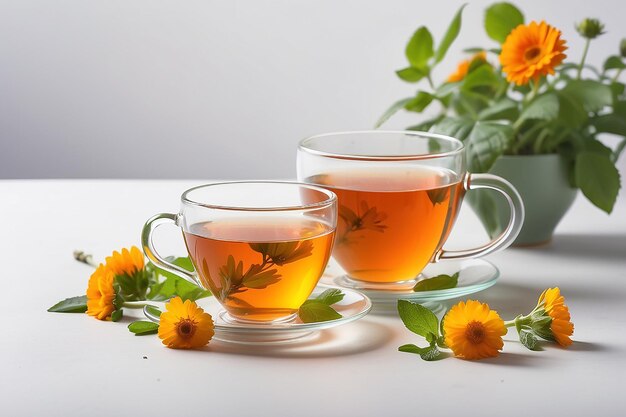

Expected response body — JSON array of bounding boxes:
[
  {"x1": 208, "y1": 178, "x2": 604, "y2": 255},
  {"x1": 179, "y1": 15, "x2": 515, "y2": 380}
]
[
  {"x1": 297, "y1": 131, "x2": 524, "y2": 289},
  {"x1": 142, "y1": 181, "x2": 337, "y2": 323}
]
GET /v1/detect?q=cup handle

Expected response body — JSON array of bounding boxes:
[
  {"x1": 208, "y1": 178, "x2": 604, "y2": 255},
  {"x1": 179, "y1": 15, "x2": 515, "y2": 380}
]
[
  {"x1": 435, "y1": 173, "x2": 524, "y2": 261},
  {"x1": 141, "y1": 213, "x2": 203, "y2": 287}
]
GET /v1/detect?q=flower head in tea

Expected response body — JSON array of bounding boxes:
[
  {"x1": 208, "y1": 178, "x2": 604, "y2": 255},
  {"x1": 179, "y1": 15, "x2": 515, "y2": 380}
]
[
  {"x1": 86, "y1": 264, "x2": 117, "y2": 320},
  {"x1": 500, "y1": 20, "x2": 567, "y2": 86},
  {"x1": 338, "y1": 201, "x2": 388, "y2": 244},
  {"x1": 506, "y1": 287, "x2": 573, "y2": 349},
  {"x1": 250, "y1": 241, "x2": 314, "y2": 266},
  {"x1": 443, "y1": 300, "x2": 507, "y2": 360},
  {"x1": 158, "y1": 296, "x2": 214, "y2": 349}
]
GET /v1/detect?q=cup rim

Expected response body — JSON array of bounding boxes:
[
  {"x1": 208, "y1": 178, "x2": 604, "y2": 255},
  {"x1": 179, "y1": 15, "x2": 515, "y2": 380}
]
[
  {"x1": 298, "y1": 130, "x2": 464, "y2": 161},
  {"x1": 181, "y1": 181, "x2": 337, "y2": 212}
]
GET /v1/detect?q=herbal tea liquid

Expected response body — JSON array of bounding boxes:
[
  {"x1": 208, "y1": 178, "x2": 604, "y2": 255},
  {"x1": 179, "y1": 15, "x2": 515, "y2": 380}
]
[
  {"x1": 309, "y1": 167, "x2": 464, "y2": 282},
  {"x1": 183, "y1": 217, "x2": 335, "y2": 321}
]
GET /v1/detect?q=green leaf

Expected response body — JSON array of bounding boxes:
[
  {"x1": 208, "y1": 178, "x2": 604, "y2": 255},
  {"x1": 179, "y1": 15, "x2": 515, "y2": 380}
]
[
  {"x1": 413, "y1": 273, "x2": 459, "y2": 292},
  {"x1": 615, "y1": 138, "x2": 626, "y2": 162},
  {"x1": 465, "y1": 122, "x2": 514, "y2": 172},
  {"x1": 484, "y1": 2, "x2": 524, "y2": 44},
  {"x1": 575, "y1": 151, "x2": 621, "y2": 213},
  {"x1": 427, "y1": 187, "x2": 448, "y2": 205},
  {"x1": 406, "y1": 27, "x2": 434, "y2": 69},
  {"x1": 375, "y1": 97, "x2": 413, "y2": 128},
  {"x1": 398, "y1": 343, "x2": 423, "y2": 354},
  {"x1": 609, "y1": 82, "x2": 625, "y2": 100},
  {"x1": 314, "y1": 288, "x2": 345, "y2": 305},
  {"x1": 47, "y1": 295, "x2": 88, "y2": 313},
  {"x1": 519, "y1": 330, "x2": 540, "y2": 351},
  {"x1": 434, "y1": 4, "x2": 467, "y2": 63},
  {"x1": 583, "y1": 137, "x2": 613, "y2": 157},
  {"x1": 149, "y1": 276, "x2": 177, "y2": 300},
  {"x1": 171, "y1": 256, "x2": 194, "y2": 271},
  {"x1": 298, "y1": 301, "x2": 342, "y2": 323},
  {"x1": 436, "y1": 81, "x2": 461, "y2": 98},
  {"x1": 557, "y1": 91, "x2": 587, "y2": 128},
  {"x1": 406, "y1": 116, "x2": 444, "y2": 132},
  {"x1": 396, "y1": 67, "x2": 426, "y2": 83},
  {"x1": 592, "y1": 113, "x2": 626, "y2": 137},
  {"x1": 560, "y1": 80, "x2": 613, "y2": 113},
  {"x1": 478, "y1": 98, "x2": 519, "y2": 121},
  {"x1": 518, "y1": 93, "x2": 559, "y2": 123},
  {"x1": 145, "y1": 305, "x2": 162, "y2": 318},
  {"x1": 398, "y1": 344, "x2": 446, "y2": 361},
  {"x1": 175, "y1": 279, "x2": 211, "y2": 301},
  {"x1": 431, "y1": 116, "x2": 474, "y2": 142},
  {"x1": 604, "y1": 55, "x2": 626, "y2": 71},
  {"x1": 111, "y1": 308, "x2": 123, "y2": 322},
  {"x1": 404, "y1": 91, "x2": 434, "y2": 113},
  {"x1": 128, "y1": 321, "x2": 160, "y2": 336},
  {"x1": 461, "y1": 65, "x2": 497, "y2": 91},
  {"x1": 397, "y1": 300, "x2": 439, "y2": 338},
  {"x1": 466, "y1": 188, "x2": 502, "y2": 238},
  {"x1": 150, "y1": 256, "x2": 195, "y2": 280},
  {"x1": 242, "y1": 266, "x2": 281, "y2": 289}
]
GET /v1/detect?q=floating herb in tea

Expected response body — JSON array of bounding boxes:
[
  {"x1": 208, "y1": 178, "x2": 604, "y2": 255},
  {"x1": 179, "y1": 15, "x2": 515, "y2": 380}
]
[
  {"x1": 184, "y1": 218, "x2": 334, "y2": 321},
  {"x1": 413, "y1": 272, "x2": 459, "y2": 292}
]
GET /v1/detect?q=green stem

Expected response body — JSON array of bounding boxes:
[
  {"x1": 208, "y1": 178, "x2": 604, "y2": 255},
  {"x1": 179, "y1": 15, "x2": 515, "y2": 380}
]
[
  {"x1": 426, "y1": 73, "x2": 436, "y2": 90},
  {"x1": 577, "y1": 38, "x2": 591, "y2": 80},
  {"x1": 612, "y1": 69, "x2": 623, "y2": 83},
  {"x1": 122, "y1": 301, "x2": 160, "y2": 309},
  {"x1": 504, "y1": 314, "x2": 533, "y2": 329},
  {"x1": 527, "y1": 78, "x2": 541, "y2": 102}
]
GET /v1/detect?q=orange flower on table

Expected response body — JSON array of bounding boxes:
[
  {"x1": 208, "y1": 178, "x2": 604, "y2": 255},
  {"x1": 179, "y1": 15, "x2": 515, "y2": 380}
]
[
  {"x1": 537, "y1": 287, "x2": 574, "y2": 347},
  {"x1": 500, "y1": 20, "x2": 567, "y2": 86},
  {"x1": 158, "y1": 297, "x2": 215, "y2": 349},
  {"x1": 105, "y1": 246, "x2": 144, "y2": 277},
  {"x1": 443, "y1": 300, "x2": 507, "y2": 360},
  {"x1": 86, "y1": 264, "x2": 117, "y2": 320},
  {"x1": 447, "y1": 51, "x2": 487, "y2": 82}
]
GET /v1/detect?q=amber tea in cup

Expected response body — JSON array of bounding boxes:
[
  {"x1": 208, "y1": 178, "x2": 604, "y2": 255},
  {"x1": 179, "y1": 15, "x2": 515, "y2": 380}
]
[
  {"x1": 297, "y1": 131, "x2": 524, "y2": 288},
  {"x1": 142, "y1": 182, "x2": 337, "y2": 323}
]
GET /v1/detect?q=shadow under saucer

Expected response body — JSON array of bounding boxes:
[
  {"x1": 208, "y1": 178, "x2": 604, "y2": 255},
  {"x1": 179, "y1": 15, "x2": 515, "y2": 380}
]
[{"x1": 206, "y1": 318, "x2": 395, "y2": 358}]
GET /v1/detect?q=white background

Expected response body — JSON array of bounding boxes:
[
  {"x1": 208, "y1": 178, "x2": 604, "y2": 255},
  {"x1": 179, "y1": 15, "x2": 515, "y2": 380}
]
[{"x1": 1, "y1": 0, "x2": 625, "y2": 179}]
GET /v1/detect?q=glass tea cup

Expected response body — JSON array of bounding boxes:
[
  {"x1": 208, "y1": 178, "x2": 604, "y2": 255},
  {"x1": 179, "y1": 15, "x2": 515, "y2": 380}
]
[
  {"x1": 142, "y1": 181, "x2": 337, "y2": 323},
  {"x1": 297, "y1": 131, "x2": 524, "y2": 289}
]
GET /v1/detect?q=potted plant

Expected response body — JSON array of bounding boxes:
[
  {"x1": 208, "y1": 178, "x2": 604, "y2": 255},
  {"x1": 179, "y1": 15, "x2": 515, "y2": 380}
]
[{"x1": 378, "y1": 2, "x2": 624, "y2": 245}]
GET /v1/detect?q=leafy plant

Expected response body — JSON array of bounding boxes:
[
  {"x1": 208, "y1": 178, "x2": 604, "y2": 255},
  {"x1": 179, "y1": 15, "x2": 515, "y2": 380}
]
[{"x1": 379, "y1": 2, "x2": 624, "y2": 215}]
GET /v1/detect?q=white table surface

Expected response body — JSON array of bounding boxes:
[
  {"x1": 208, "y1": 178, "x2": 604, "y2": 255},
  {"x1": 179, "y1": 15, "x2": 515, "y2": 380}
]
[{"x1": 1, "y1": 180, "x2": 625, "y2": 417}]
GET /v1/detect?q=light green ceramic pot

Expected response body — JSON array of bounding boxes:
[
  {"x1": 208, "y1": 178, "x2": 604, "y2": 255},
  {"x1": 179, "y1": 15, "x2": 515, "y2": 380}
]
[{"x1": 467, "y1": 154, "x2": 578, "y2": 246}]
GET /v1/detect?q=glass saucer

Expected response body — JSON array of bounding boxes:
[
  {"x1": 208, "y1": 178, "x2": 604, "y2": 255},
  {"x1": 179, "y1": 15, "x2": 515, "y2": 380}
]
[
  {"x1": 320, "y1": 258, "x2": 499, "y2": 305},
  {"x1": 143, "y1": 285, "x2": 372, "y2": 345}
]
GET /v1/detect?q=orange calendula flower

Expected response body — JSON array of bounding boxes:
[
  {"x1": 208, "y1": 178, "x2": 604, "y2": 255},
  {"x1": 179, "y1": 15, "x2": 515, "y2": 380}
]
[
  {"x1": 447, "y1": 51, "x2": 487, "y2": 82},
  {"x1": 105, "y1": 246, "x2": 144, "y2": 277},
  {"x1": 443, "y1": 300, "x2": 507, "y2": 360},
  {"x1": 86, "y1": 264, "x2": 117, "y2": 320},
  {"x1": 158, "y1": 297, "x2": 215, "y2": 349},
  {"x1": 500, "y1": 20, "x2": 567, "y2": 86},
  {"x1": 537, "y1": 287, "x2": 574, "y2": 347}
]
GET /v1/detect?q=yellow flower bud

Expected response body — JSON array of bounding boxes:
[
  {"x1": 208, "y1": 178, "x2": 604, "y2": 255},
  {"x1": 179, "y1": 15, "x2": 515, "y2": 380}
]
[{"x1": 576, "y1": 18, "x2": 605, "y2": 39}]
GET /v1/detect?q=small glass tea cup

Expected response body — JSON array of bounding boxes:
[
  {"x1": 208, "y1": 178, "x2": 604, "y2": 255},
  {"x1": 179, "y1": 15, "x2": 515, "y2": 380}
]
[
  {"x1": 297, "y1": 130, "x2": 524, "y2": 289},
  {"x1": 142, "y1": 181, "x2": 337, "y2": 323}
]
